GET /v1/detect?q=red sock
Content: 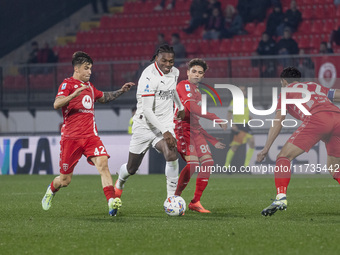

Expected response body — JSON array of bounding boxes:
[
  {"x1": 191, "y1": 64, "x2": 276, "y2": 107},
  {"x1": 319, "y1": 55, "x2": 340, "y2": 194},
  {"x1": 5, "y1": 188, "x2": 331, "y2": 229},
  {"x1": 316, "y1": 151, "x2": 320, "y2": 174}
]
[
  {"x1": 103, "y1": 185, "x2": 115, "y2": 201},
  {"x1": 175, "y1": 161, "x2": 199, "y2": 196},
  {"x1": 50, "y1": 181, "x2": 60, "y2": 193},
  {"x1": 333, "y1": 171, "x2": 340, "y2": 184},
  {"x1": 274, "y1": 157, "x2": 291, "y2": 194},
  {"x1": 192, "y1": 158, "x2": 213, "y2": 203}
]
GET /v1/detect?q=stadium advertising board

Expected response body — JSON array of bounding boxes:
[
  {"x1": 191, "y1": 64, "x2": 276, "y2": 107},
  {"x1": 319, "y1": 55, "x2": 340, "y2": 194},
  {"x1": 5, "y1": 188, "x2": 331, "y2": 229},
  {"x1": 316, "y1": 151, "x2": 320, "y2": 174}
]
[{"x1": 0, "y1": 135, "x2": 149, "y2": 175}]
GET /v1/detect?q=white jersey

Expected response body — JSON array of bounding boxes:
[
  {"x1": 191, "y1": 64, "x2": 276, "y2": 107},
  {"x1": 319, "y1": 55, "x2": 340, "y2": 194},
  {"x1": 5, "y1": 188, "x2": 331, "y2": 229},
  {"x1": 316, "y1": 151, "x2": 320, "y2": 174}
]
[{"x1": 134, "y1": 62, "x2": 179, "y2": 131}]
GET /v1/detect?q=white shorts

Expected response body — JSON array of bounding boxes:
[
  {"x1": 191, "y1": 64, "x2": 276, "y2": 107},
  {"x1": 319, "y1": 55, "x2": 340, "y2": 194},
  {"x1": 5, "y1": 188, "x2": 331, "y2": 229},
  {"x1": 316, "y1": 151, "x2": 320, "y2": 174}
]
[{"x1": 129, "y1": 122, "x2": 175, "y2": 154}]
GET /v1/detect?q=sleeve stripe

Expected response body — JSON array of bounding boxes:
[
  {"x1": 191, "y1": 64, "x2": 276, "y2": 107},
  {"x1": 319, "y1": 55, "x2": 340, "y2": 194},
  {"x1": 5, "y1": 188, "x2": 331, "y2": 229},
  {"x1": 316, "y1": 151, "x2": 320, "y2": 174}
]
[
  {"x1": 183, "y1": 99, "x2": 195, "y2": 104},
  {"x1": 142, "y1": 94, "x2": 155, "y2": 97}
]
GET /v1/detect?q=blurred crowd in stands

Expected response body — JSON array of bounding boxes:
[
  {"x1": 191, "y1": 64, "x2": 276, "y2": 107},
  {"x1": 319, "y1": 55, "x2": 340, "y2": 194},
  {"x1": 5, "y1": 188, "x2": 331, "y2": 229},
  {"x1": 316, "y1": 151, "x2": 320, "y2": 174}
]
[{"x1": 20, "y1": 0, "x2": 340, "y2": 79}]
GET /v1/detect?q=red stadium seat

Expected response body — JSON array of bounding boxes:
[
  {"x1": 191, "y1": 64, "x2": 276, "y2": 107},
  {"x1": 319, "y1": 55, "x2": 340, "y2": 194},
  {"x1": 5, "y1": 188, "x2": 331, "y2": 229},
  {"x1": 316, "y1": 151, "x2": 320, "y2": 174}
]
[
  {"x1": 229, "y1": 38, "x2": 241, "y2": 53},
  {"x1": 244, "y1": 23, "x2": 256, "y2": 35},
  {"x1": 314, "y1": 5, "x2": 326, "y2": 19},
  {"x1": 241, "y1": 38, "x2": 256, "y2": 52},
  {"x1": 311, "y1": 20, "x2": 323, "y2": 34},
  {"x1": 13, "y1": 76, "x2": 27, "y2": 90},
  {"x1": 298, "y1": 35, "x2": 310, "y2": 49},
  {"x1": 297, "y1": 20, "x2": 312, "y2": 34},
  {"x1": 219, "y1": 39, "x2": 232, "y2": 54},
  {"x1": 209, "y1": 40, "x2": 221, "y2": 54},
  {"x1": 301, "y1": 0, "x2": 313, "y2": 5},
  {"x1": 174, "y1": 0, "x2": 191, "y2": 10},
  {"x1": 254, "y1": 22, "x2": 266, "y2": 37},
  {"x1": 323, "y1": 19, "x2": 336, "y2": 34},
  {"x1": 3, "y1": 76, "x2": 15, "y2": 90},
  {"x1": 301, "y1": 5, "x2": 314, "y2": 20},
  {"x1": 185, "y1": 42, "x2": 200, "y2": 55},
  {"x1": 309, "y1": 35, "x2": 322, "y2": 49}
]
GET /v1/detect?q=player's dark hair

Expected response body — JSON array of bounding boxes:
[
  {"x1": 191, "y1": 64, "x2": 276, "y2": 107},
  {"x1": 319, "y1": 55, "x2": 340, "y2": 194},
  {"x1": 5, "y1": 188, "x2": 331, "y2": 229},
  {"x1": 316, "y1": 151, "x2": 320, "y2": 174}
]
[
  {"x1": 188, "y1": 58, "x2": 208, "y2": 72},
  {"x1": 72, "y1": 51, "x2": 93, "y2": 67},
  {"x1": 150, "y1": 44, "x2": 175, "y2": 62},
  {"x1": 280, "y1": 66, "x2": 301, "y2": 83}
]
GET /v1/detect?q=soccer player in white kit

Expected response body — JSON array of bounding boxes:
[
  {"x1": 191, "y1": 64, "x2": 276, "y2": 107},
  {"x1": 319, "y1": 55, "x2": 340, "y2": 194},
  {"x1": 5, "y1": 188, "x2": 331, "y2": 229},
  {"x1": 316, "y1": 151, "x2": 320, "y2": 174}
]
[{"x1": 115, "y1": 45, "x2": 185, "y2": 202}]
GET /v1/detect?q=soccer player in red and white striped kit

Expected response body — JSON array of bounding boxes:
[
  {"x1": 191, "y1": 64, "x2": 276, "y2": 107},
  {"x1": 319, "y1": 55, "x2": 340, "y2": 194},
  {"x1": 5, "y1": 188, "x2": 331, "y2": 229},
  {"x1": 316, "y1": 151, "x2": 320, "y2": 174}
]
[
  {"x1": 41, "y1": 51, "x2": 134, "y2": 216},
  {"x1": 174, "y1": 58, "x2": 227, "y2": 213},
  {"x1": 258, "y1": 66, "x2": 340, "y2": 216}
]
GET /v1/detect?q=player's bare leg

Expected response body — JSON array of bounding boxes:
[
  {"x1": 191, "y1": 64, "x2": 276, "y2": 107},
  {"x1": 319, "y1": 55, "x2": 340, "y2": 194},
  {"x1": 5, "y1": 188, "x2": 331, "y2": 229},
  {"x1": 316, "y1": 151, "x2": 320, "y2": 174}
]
[
  {"x1": 188, "y1": 154, "x2": 212, "y2": 213},
  {"x1": 155, "y1": 139, "x2": 179, "y2": 197},
  {"x1": 262, "y1": 142, "x2": 304, "y2": 216},
  {"x1": 41, "y1": 173, "x2": 73, "y2": 210},
  {"x1": 327, "y1": 155, "x2": 340, "y2": 184},
  {"x1": 92, "y1": 156, "x2": 121, "y2": 216},
  {"x1": 115, "y1": 152, "x2": 146, "y2": 198}
]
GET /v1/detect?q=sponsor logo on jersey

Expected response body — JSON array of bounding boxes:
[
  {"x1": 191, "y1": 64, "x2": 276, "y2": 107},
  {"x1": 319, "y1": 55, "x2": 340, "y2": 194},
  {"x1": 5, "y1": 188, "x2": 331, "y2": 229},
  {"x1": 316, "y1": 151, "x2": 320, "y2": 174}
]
[
  {"x1": 158, "y1": 89, "x2": 175, "y2": 100},
  {"x1": 187, "y1": 93, "x2": 192, "y2": 97},
  {"x1": 82, "y1": 95, "x2": 92, "y2": 109},
  {"x1": 63, "y1": 163, "x2": 69, "y2": 171},
  {"x1": 79, "y1": 109, "x2": 94, "y2": 114},
  {"x1": 74, "y1": 85, "x2": 78, "y2": 88},
  {"x1": 189, "y1": 145, "x2": 194, "y2": 152},
  {"x1": 185, "y1": 84, "x2": 190, "y2": 91},
  {"x1": 61, "y1": 83, "x2": 67, "y2": 90},
  {"x1": 58, "y1": 92, "x2": 64, "y2": 95},
  {"x1": 144, "y1": 84, "x2": 150, "y2": 93}
]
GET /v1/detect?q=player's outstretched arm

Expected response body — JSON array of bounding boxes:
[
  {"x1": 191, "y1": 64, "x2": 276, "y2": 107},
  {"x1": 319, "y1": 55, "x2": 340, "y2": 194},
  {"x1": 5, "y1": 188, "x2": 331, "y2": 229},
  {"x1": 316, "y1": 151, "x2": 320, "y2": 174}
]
[
  {"x1": 97, "y1": 82, "x2": 135, "y2": 103},
  {"x1": 54, "y1": 86, "x2": 88, "y2": 109},
  {"x1": 257, "y1": 110, "x2": 285, "y2": 162}
]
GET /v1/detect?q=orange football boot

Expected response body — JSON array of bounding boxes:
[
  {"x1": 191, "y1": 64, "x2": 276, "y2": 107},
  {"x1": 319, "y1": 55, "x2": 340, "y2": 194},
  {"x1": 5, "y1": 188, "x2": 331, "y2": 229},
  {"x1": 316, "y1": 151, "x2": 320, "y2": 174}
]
[
  {"x1": 114, "y1": 179, "x2": 123, "y2": 198},
  {"x1": 188, "y1": 201, "x2": 211, "y2": 213}
]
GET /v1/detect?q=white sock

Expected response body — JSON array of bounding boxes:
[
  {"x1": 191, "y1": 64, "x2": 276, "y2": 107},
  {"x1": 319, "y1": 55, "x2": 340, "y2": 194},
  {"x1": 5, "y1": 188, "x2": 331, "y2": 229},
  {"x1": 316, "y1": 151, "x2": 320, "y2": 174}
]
[
  {"x1": 108, "y1": 197, "x2": 114, "y2": 207},
  {"x1": 165, "y1": 159, "x2": 179, "y2": 197},
  {"x1": 276, "y1": 193, "x2": 286, "y2": 199},
  {"x1": 116, "y1": 163, "x2": 130, "y2": 190}
]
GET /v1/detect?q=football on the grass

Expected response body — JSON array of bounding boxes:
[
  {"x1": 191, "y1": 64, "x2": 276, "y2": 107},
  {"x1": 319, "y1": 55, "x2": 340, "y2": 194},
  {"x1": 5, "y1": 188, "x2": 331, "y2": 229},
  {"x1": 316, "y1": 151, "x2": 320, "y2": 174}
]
[{"x1": 163, "y1": 195, "x2": 186, "y2": 216}]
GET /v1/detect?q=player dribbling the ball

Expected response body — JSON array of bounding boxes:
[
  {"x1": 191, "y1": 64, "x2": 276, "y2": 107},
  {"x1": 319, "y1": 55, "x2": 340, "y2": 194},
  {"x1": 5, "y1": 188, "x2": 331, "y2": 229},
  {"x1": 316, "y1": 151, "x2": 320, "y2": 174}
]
[{"x1": 41, "y1": 51, "x2": 134, "y2": 216}]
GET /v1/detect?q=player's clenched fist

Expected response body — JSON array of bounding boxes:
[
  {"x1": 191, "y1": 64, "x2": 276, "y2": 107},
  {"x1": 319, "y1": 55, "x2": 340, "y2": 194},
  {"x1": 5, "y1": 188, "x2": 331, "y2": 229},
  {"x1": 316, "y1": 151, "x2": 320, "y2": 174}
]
[{"x1": 163, "y1": 131, "x2": 177, "y2": 150}]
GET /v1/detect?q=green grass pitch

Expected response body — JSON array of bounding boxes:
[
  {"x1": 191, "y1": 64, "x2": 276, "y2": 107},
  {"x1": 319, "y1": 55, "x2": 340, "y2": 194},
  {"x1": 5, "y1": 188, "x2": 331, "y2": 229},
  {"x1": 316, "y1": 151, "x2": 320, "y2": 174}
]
[{"x1": 0, "y1": 174, "x2": 339, "y2": 255}]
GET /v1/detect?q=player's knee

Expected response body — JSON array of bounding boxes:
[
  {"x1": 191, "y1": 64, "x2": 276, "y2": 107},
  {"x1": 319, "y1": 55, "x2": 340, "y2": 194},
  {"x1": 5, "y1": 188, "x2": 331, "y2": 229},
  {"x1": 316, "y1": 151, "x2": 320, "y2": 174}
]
[{"x1": 164, "y1": 150, "x2": 177, "y2": 161}]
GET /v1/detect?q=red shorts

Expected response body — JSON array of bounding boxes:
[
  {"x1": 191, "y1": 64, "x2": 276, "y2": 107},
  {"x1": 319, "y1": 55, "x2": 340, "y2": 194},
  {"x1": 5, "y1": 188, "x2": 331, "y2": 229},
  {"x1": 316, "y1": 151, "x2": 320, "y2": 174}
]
[
  {"x1": 289, "y1": 111, "x2": 340, "y2": 157},
  {"x1": 176, "y1": 129, "x2": 212, "y2": 158},
  {"x1": 59, "y1": 136, "x2": 110, "y2": 174}
]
